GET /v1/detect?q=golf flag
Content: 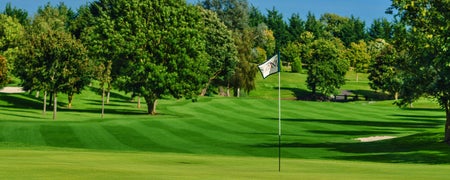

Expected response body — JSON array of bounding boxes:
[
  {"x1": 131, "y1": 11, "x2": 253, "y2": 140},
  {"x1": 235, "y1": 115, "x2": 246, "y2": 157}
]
[{"x1": 258, "y1": 55, "x2": 279, "y2": 79}]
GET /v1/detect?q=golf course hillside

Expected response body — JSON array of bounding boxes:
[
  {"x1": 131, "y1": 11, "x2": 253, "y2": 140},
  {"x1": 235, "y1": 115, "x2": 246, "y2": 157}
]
[{"x1": 1, "y1": 72, "x2": 450, "y2": 179}]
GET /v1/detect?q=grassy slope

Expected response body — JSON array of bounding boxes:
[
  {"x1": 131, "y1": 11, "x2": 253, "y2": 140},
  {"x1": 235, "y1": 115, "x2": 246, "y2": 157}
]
[{"x1": 0, "y1": 72, "x2": 449, "y2": 179}]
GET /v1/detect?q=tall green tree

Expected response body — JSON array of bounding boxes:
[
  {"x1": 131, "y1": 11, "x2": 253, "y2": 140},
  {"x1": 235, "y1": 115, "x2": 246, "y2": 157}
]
[
  {"x1": 390, "y1": 0, "x2": 450, "y2": 143},
  {"x1": 88, "y1": 0, "x2": 209, "y2": 115},
  {"x1": 0, "y1": 14, "x2": 25, "y2": 74},
  {"x1": 304, "y1": 38, "x2": 348, "y2": 98},
  {"x1": 287, "y1": 13, "x2": 305, "y2": 42},
  {"x1": 248, "y1": 5, "x2": 265, "y2": 27},
  {"x1": 265, "y1": 7, "x2": 289, "y2": 50},
  {"x1": 368, "y1": 18, "x2": 393, "y2": 41},
  {"x1": 2, "y1": 3, "x2": 29, "y2": 26},
  {"x1": 15, "y1": 30, "x2": 89, "y2": 119},
  {"x1": 0, "y1": 55, "x2": 7, "y2": 88},
  {"x1": 198, "y1": 8, "x2": 238, "y2": 96},
  {"x1": 201, "y1": 0, "x2": 249, "y2": 30},
  {"x1": 368, "y1": 43, "x2": 403, "y2": 100},
  {"x1": 14, "y1": 3, "x2": 91, "y2": 119},
  {"x1": 201, "y1": 0, "x2": 258, "y2": 97},
  {"x1": 347, "y1": 40, "x2": 371, "y2": 82}
]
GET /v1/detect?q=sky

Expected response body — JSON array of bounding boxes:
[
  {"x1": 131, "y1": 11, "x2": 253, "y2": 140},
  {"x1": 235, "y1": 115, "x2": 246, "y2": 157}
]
[{"x1": 1, "y1": 0, "x2": 393, "y2": 24}]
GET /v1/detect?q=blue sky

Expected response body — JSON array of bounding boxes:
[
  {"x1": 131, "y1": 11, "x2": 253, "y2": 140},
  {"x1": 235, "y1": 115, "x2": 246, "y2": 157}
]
[{"x1": 1, "y1": 0, "x2": 393, "y2": 24}]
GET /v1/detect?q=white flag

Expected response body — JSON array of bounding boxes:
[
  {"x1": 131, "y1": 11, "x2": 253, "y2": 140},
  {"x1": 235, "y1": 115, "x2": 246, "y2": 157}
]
[{"x1": 258, "y1": 55, "x2": 279, "y2": 79}]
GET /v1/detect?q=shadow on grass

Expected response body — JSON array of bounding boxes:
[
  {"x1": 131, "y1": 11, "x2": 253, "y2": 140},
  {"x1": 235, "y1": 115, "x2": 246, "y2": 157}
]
[
  {"x1": 351, "y1": 90, "x2": 391, "y2": 101},
  {"x1": 256, "y1": 116, "x2": 450, "y2": 164},
  {"x1": 0, "y1": 93, "x2": 42, "y2": 109},
  {"x1": 88, "y1": 86, "x2": 132, "y2": 101},
  {"x1": 280, "y1": 87, "x2": 329, "y2": 101},
  {"x1": 274, "y1": 118, "x2": 442, "y2": 129}
]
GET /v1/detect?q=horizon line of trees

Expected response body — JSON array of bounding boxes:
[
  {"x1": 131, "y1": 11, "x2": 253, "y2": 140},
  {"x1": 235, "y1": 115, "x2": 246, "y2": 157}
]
[
  {"x1": 0, "y1": 0, "x2": 396, "y2": 116},
  {"x1": 1, "y1": 0, "x2": 450, "y2": 143}
]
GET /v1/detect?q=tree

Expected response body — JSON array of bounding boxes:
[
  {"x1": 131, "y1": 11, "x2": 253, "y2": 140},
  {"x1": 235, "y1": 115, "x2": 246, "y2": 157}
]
[
  {"x1": 201, "y1": 0, "x2": 258, "y2": 97},
  {"x1": 2, "y1": 3, "x2": 29, "y2": 26},
  {"x1": 368, "y1": 18, "x2": 393, "y2": 41},
  {"x1": 0, "y1": 55, "x2": 7, "y2": 88},
  {"x1": 347, "y1": 40, "x2": 371, "y2": 82},
  {"x1": 368, "y1": 43, "x2": 403, "y2": 100},
  {"x1": 0, "y1": 14, "x2": 25, "y2": 74},
  {"x1": 88, "y1": 0, "x2": 209, "y2": 115},
  {"x1": 14, "y1": 3, "x2": 91, "y2": 119},
  {"x1": 321, "y1": 14, "x2": 366, "y2": 46},
  {"x1": 201, "y1": 0, "x2": 249, "y2": 30},
  {"x1": 287, "y1": 13, "x2": 305, "y2": 42},
  {"x1": 304, "y1": 38, "x2": 348, "y2": 98},
  {"x1": 281, "y1": 41, "x2": 302, "y2": 72},
  {"x1": 248, "y1": 5, "x2": 265, "y2": 27},
  {"x1": 198, "y1": 8, "x2": 238, "y2": 96},
  {"x1": 265, "y1": 7, "x2": 289, "y2": 50},
  {"x1": 390, "y1": 0, "x2": 450, "y2": 143},
  {"x1": 305, "y1": 12, "x2": 325, "y2": 39}
]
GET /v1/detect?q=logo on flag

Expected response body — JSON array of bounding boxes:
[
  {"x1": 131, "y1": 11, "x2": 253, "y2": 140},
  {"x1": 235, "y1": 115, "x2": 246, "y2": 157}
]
[{"x1": 258, "y1": 55, "x2": 279, "y2": 79}]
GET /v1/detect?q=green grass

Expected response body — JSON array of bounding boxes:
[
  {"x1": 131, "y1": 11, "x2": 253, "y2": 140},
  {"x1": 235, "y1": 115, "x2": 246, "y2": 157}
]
[
  {"x1": 1, "y1": 72, "x2": 449, "y2": 179},
  {"x1": 1, "y1": 149, "x2": 449, "y2": 179}
]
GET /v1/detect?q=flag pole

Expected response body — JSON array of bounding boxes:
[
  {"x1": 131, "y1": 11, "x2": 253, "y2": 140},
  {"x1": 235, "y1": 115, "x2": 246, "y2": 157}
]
[{"x1": 278, "y1": 51, "x2": 281, "y2": 172}]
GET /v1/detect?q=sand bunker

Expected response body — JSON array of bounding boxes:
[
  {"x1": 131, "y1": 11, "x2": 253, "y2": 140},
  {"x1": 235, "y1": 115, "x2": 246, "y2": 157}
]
[
  {"x1": 356, "y1": 136, "x2": 396, "y2": 142},
  {"x1": 0, "y1": 87, "x2": 25, "y2": 93}
]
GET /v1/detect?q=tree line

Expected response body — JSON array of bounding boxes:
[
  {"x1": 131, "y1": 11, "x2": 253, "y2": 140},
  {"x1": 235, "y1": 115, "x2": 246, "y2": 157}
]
[{"x1": 1, "y1": 0, "x2": 450, "y2": 143}]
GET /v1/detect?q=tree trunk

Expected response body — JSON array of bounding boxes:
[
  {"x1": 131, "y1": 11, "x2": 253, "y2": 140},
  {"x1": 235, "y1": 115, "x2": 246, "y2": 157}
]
[
  {"x1": 101, "y1": 86, "x2": 105, "y2": 119},
  {"x1": 201, "y1": 71, "x2": 221, "y2": 96},
  {"x1": 144, "y1": 95, "x2": 157, "y2": 115},
  {"x1": 68, "y1": 92, "x2": 74, "y2": 109},
  {"x1": 394, "y1": 92, "x2": 399, "y2": 101},
  {"x1": 43, "y1": 91, "x2": 47, "y2": 115},
  {"x1": 49, "y1": 92, "x2": 53, "y2": 108},
  {"x1": 356, "y1": 72, "x2": 359, "y2": 82},
  {"x1": 35, "y1": 91, "x2": 40, "y2": 98},
  {"x1": 137, "y1": 95, "x2": 141, "y2": 109},
  {"x1": 444, "y1": 103, "x2": 450, "y2": 144},
  {"x1": 106, "y1": 82, "x2": 111, "y2": 104},
  {"x1": 226, "y1": 83, "x2": 231, "y2": 97},
  {"x1": 53, "y1": 92, "x2": 57, "y2": 120}
]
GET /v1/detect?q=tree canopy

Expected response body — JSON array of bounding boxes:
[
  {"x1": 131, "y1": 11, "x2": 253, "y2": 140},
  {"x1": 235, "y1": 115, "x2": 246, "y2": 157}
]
[
  {"x1": 390, "y1": 0, "x2": 450, "y2": 143},
  {"x1": 86, "y1": 0, "x2": 210, "y2": 115}
]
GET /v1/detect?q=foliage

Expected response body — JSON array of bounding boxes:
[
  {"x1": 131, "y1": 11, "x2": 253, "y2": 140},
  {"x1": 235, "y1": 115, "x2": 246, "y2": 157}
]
[
  {"x1": 0, "y1": 55, "x2": 7, "y2": 87},
  {"x1": 281, "y1": 41, "x2": 302, "y2": 72},
  {"x1": 14, "y1": 3, "x2": 90, "y2": 119},
  {"x1": 198, "y1": 8, "x2": 238, "y2": 96},
  {"x1": 368, "y1": 18, "x2": 393, "y2": 41},
  {"x1": 287, "y1": 13, "x2": 305, "y2": 42},
  {"x1": 265, "y1": 7, "x2": 289, "y2": 50},
  {"x1": 201, "y1": 0, "x2": 249, "y2": 30},
  {"x1": 305, "y1": 38, "x2": 349, "y2": 97},
  {"x1": 347, "y1": 40, "x2": 371, "y2": 81},
  {"x1": 87, "y1": 0, "x2": 209, "y2": 115},
  {"x1": 0, "y1": 14, "x2": 25, "y2": 72},
  {"x1": 368, "y1": 43, "x2": 403, "y2": 100},
  {"x1": 201, "y1": 0, "x2": 258, "y2": 97},
  {"x1": 1, "y1": 3, "x2": 29, "y2": 26},
  {"x1": 391, "y1": 0, "x2": 450, "y2": 142}
]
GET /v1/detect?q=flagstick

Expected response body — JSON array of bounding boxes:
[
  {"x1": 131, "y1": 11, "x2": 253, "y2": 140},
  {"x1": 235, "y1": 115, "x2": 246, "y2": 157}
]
[{"x1": 278, "y1": 52, "x2": 281, "y2": 172}]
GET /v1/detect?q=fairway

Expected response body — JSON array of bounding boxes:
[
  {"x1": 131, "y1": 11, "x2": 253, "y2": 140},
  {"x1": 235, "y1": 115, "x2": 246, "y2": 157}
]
[{"x1": 1, "y1": 149, "x2": 449, "y2": 179}]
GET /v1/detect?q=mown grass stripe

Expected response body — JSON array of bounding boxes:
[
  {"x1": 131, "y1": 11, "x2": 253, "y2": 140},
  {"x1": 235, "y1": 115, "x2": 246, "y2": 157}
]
[
  {"x1": 70, "y1": 123, "x2": 132, "y2": 150},
  {"x1": 102, "y1": 124, "x2": 183, "y2": 152},
  {"x1": 0, "y1": 123, "x2": 45, "y2": 146},
  {"x1": 40, "y1": 124, "x2": 85, "y2": 148}
]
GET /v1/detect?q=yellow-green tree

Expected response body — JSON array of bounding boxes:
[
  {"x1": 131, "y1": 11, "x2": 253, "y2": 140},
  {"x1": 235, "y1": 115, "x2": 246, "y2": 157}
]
[{"x1": 391, "y1": 0, "x2": 450, "y2": 143}]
